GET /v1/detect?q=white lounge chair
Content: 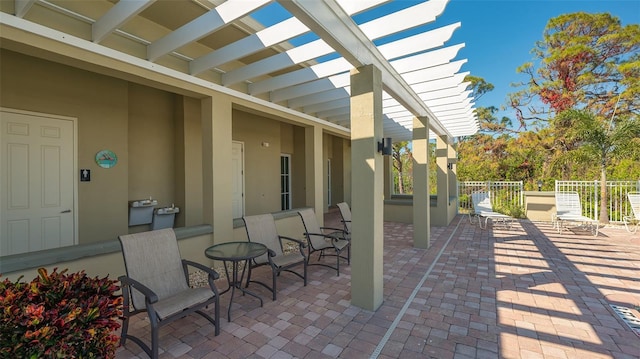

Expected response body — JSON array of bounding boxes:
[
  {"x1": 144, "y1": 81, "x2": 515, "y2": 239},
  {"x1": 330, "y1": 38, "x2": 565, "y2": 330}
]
[
  {"x1": 554, "y1": 191, "x2": 599, "y2": 236},
  {"x1": 623, "y1": 192, "x2": 640, "y2": 233},
  {"x1": 470, "y1": 191, "x2": 515, "y2": 229}
]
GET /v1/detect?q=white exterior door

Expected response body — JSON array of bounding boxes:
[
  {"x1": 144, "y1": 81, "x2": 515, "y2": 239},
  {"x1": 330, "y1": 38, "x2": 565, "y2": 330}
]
[
  {"x1": 231, "y1": 141, "x2": 244, "y2": 219},
  {"x1": 0, "y1": 109, "x2": 76, "y2": 256}
]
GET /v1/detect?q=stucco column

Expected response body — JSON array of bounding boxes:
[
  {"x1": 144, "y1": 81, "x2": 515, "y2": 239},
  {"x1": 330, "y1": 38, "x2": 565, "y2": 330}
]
[
  {"x1": 176, "y1": 96, "x2": 203, "y2": 227},
  {"x1": 412, "y1": 116, "x2": 430, "y2": 248},
  {"x1": 201, "y1": 94, "x2": 233, "y2": 243},
  {"x1": 342, "y1": 138, "x2": 352, "y2": 205},
  {"x1": 448, "y1": 143, "x2": 458, "y2": 215},
  {"x1": 433, "y1": 135, "x2": 450, "y2": 226},
  {"x1": 350, "y1": 64, "x2": 384, "y2": 311},
  {"x1": 305, "y1": 125, "x2": 324, "y2": 224},
  {"x1": 383, "y1": 155, "x2": 392, "y2": 199}
]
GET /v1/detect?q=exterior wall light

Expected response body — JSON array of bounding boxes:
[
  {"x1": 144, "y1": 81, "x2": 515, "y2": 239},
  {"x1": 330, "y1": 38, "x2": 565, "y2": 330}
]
[{"x1": 377, "y1": 137, "x2": 392, "y2": 155}]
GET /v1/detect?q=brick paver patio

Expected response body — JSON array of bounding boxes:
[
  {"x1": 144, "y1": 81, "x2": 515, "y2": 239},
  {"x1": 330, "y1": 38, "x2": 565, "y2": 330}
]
[{"x1": 116, "y1": 211, "x2": 640, "y2": 359}]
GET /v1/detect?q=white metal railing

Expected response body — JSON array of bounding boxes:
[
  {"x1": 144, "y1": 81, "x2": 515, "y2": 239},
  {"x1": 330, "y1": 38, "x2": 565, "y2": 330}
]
[
  {"x1": 458, "y1": 181, "x2": 524, "y2": 215},
  {"x1": 555, "y1": 180, "x2": 640, "y2": 223}
]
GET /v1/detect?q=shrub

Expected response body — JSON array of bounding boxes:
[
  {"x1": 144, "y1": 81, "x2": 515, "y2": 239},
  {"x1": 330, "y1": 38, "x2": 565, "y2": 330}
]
[{"x1": 0, "y1": 268, "x2": 123, "y2": 358}]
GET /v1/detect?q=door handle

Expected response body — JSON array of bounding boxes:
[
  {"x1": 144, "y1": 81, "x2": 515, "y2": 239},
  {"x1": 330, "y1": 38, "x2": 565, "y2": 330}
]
[{"x1": 60, "y1": 209, "x2": 71, "y2": 213}]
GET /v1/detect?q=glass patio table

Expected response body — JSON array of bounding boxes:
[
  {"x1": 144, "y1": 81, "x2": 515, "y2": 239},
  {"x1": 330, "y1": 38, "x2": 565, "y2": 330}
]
[{"x1": 205, "y1": 241, "x2": 267, "y2": 321}]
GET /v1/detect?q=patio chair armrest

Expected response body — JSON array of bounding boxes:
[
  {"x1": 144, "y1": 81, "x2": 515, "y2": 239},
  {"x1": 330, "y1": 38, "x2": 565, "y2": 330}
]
[
  {"x1": 118, "y1": 275, "x2": 159, "y2": 304},
  {"x1": 279, "y1": 235, "x2": 307, "y2": 248},
  {"x1": 182, "y1": 259, "x2": 220, "y2": 280},
  {"x1": 182, "y1": 260, "x2": 221, "y2": 294},
  {"x1": 319, "y1": 226, "x2": 344, "y2": 232},
  {"x1": 311, "y1": 230, "x2": 346, "y2": 242},
  {"x1": 304, "y1": 231, "x2": 333, "y2": 239}
]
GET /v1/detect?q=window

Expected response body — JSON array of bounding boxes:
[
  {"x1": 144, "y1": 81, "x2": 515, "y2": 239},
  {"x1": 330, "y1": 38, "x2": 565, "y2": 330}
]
[{"x1": 281, "y1": 155, "x2": 292, "y2": 210}]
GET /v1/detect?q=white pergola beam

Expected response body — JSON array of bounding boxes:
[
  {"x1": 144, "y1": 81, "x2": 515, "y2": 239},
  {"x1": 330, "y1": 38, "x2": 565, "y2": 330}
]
[
  {"x1": 148, "y1": 0, "x2": 270, "y2": 61},
  {"x1": 232, "y1": 0, "x2": 451, "y2": 87},
  {"x1": 289, "y1": 87, "x2": 350, "y2": 108},
  {"x1": 403, "y1": 60, "x2": 467, "y2": 85},
  {"x1": 410, "y1": 72, "x2": 469, "y2": 94},
  {"x1": 427, "y1": 96, "x2": 473, "y2": 109},
  {"x1": 317, "y1": 105, "x2": 350, "y2": 118},
  {"x1": 190, "y1": 0, "x2": 390, "y2": 75},
  {"x1": 190, "y1": 17, "x2": 308, "y2": 75},
  {"x1": 304, "y1": 97, "x2": 350, "y2": 114},
  {"x1": 271, "y1": 74, "x2": 349, "y2": 102},
  {"x1": 92, "y1": 0, "x2": 155, "y2": 43},
  {"x1": 392, "y1": 44, "x2": 464, "y2": 74},
  {"x1": 249, "y1": 22, "x2": 459, "y2": 95},
  {"x1": 14, "y1": 0, "x2": 36, "y2": 18}
]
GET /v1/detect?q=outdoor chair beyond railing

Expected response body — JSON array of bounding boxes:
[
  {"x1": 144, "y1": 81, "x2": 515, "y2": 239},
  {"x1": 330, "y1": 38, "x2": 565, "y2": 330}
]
[
  {"x1": 623, "y1": 192, "x2": 640, "y2": 233},
  {"x1": 298, "y1": 208, "x2": 350, "y2": 276},
  {"x1": 242, "y1": 214, "x2": 307, "y2": 300},
  {"x1": 336, "y1": 202, "x2": 352, "y2": 240},
  {"x1": 554, "y1": 191, "x2": 600, "y2": 236},
  {"x1": 118, "y1": 228, "x2": 220, "y2": 359},
  {"x1": 470, "y1": 191, "x2": 516, "y2": 229}
]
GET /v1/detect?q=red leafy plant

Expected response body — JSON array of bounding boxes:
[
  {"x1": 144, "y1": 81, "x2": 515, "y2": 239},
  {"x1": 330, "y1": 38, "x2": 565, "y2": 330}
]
[{"x1": 0, "y1": 268, "x2": 123, "y2": 358}]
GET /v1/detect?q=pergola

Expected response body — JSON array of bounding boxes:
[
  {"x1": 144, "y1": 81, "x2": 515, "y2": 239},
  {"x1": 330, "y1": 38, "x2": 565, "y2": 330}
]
[
  {"x1": 1, "y1": 0, "x2": 477, "y2": 141},
  {"x1": 1, "y1": 0, "x2": 477, "y2": 310}
]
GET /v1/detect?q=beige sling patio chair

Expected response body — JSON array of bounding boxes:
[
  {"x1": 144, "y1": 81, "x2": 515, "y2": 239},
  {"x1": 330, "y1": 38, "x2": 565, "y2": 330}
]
[
  {"x1": 298, "y1": 208, "x2": 350, "y2": 276},
  {"x1": 470, "y1": 191, "x2": 515, "y2": 229},
  {"x1": 118, "y1": 229, "x2": 220, "y2": 359},
  {"x1": 242, "y1": 213, "x2": 307, "y2": 300},
  {"x1": 623, "y1": 192, "x2": 640, "y2": 233},
  {"x1": 336, "y1": 202, "x2": 352, "y2": 240},
  {"x1": 554, "y1": 191, "x2": 599, "y2": 236}
]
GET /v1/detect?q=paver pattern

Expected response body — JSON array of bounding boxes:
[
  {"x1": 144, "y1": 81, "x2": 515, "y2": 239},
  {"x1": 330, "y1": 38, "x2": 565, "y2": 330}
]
[{"x1": 116, "y1": 211, "x2": 640, "y2": 359}]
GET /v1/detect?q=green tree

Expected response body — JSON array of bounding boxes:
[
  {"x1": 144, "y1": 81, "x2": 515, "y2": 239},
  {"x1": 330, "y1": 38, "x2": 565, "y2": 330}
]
[
  {"x1": 510, "y1": 12, "x2": 639, "y2": 128},
  {"x1": 392, "y1": 141, "x2": 413, "y2": 194},
  {"x1": 508, "y1": 12, "x2": 640, "y2": 222},
  {"x1": 553, "y1": 109, "x2": 640, "y2": 223},
  {"x1": 458, "y1": 76, "x2": 544, "y2": 183}
]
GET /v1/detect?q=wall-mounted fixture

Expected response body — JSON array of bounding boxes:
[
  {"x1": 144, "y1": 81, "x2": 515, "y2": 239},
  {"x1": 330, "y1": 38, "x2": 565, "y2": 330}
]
[
  {"x1": 377, "y1": 137, "x2": 392, "y2": 155},
  {"x1": 128, "y1": 197, "x2": 158, "y2": 226}
]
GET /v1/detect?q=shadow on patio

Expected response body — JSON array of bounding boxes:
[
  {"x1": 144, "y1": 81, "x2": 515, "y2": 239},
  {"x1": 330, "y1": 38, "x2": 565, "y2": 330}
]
[{"x1": 116, "y1": 211, "x2": 640, "y2": 359}]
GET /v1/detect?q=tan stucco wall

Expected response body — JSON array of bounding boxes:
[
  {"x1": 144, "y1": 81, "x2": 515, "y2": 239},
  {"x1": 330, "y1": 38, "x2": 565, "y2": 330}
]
[
  {"x1": 525, "y1": 191, "x2": 556, "y2": 221},
  {"x1": 128, "y1": 83, "x2": 178, "y2": 232},
  {"x1": 4, "y1": 233, "x2": 214, "y2": 283},
  {"x1": 0, "y1": 49, "x2": 130, "y2": 244},
  {"x1": 233, "y1": 110, "x2": 282, "y2": 215},
  {"x1": 174, "y1": 96, "x2": 204, "y2": 227},
  {"x1": 0, "y1": 34, "x2": 350, "y2": 276},
  {"x1": 292, "y1": 126, "x2": 307, "y2": 208}
]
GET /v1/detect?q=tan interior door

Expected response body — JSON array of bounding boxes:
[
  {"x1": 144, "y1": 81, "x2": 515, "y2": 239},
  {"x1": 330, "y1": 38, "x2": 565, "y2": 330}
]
[
  {"x1": 1, "y1": 109, "x2": 75, "y2": 256},
  {"x1": 231, "y1": 141, "x2": 244, "y2": 219}
]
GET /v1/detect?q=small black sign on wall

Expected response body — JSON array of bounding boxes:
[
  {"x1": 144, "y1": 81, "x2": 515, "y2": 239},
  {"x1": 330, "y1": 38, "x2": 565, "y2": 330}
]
[{"x1": 80, "y1": 169, "x2": 91, "y2": 182}]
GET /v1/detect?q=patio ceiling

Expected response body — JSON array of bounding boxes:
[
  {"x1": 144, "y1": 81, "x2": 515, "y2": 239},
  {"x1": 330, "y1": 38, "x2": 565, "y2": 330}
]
[{"x1": 2, "y1": 0, "x2": 478, "y2": 142}]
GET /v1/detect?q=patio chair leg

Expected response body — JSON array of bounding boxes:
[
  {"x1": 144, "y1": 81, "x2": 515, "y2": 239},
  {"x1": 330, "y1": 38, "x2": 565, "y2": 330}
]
[
  {"x1": 303, "y1": 261, "x2": 308, "y2": 286},
  {"x1": 272, "y1": 269, "x2": 277, "y2": 301},
  {"x1": 245, "y1": 264, "x2": 252, "y2": 288},
  {"x1": 151, "y1": 322, "x2": 159, "y2": 359}
]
